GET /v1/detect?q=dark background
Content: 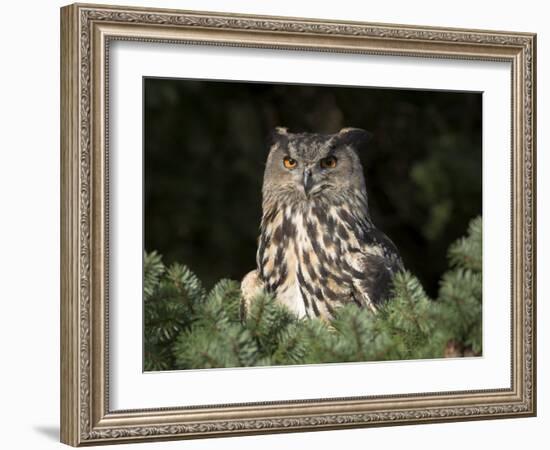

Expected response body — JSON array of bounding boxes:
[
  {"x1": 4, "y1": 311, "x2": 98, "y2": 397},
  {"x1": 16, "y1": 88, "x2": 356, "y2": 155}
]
[{"x1": 144, "y1": 78, "x2": 482, "y2": 297}]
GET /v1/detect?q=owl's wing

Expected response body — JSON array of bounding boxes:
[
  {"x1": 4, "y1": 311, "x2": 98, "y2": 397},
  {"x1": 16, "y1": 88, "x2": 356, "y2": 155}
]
[{"x1": 348, "y1": 228, "x2": 403, "y2": 311}]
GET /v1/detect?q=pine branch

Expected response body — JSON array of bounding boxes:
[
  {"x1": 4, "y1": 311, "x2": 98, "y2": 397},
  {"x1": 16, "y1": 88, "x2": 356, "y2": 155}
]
[
  {"x1": 144, "y1": 215, "x2": 483, "y2": 369},
  {"x1": 144, "y1": 250, "x2": 165, "y2": 301},
  {"x1": 244, "y1": 292, "x2": 296, "y2": 358},
  {"x1": 448, "y1": 216, "x2": 482, "y2": 272}
]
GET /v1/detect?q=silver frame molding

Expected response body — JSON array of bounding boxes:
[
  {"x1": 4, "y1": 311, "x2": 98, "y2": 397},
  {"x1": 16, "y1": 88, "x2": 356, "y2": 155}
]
[{"x1": 60, "y1": 3, "x2": 536, "y2": 446}]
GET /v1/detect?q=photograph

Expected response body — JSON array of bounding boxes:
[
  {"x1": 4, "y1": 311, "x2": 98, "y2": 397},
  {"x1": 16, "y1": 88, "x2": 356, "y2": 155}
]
[
  {"x1": 0, "y1": 0, "x2": 543, "y2": 446},
  {"x1": 58, "y1": 3, "x2": 536, "y2": 445},
  {"x1": 143, "y1": 78, "x2": 483, "y2": 371}
]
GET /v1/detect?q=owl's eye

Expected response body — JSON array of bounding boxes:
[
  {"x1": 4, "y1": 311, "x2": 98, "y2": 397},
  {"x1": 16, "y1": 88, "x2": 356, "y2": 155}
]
[
  {"x1": 320, "y1": 156, "x2": 338, "y2": 169},
  {"x1": 283, "y1": 156, "x2": 297, "y2": 169}
]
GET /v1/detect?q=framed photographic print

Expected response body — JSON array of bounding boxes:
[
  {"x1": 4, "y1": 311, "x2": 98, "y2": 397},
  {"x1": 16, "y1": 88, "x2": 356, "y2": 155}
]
[{"x1": 60, "y1": 3, "x2": 537, "y2": 446}]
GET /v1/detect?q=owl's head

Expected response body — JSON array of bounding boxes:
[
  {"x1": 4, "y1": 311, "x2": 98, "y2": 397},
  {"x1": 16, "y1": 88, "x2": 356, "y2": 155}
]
[{"x1": 262, "y1": 127, "x2": 371, "y2": 203}]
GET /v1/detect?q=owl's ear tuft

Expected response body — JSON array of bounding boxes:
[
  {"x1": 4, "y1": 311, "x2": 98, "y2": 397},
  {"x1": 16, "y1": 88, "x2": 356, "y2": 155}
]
[
  {"x1": 267, "y1": 126, "x2": 289, "y2": 148},
  {"x1": 336, "y1": 127, "x2": 373, "y2": 149}
]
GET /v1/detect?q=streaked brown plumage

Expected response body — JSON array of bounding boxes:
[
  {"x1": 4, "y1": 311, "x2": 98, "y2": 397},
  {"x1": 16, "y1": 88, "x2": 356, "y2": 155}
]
[{"x1": 241, "y1": 127, "x2": 403, "y2": 320}]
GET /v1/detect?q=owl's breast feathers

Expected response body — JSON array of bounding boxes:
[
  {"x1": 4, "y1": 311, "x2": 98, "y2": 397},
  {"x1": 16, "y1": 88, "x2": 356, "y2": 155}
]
[{"x1": 251, "y1": 195, "x2": 403, "y2": 320}]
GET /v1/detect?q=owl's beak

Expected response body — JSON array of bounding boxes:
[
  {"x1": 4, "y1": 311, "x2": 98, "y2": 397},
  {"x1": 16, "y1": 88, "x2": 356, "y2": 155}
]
[{"x1": 303, "y1": 168, "x2": 314, "y2": 195}]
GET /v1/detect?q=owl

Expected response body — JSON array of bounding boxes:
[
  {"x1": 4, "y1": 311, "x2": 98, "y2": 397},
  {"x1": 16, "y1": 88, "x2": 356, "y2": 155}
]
[{"x1": 241, "y1": 127, "x2": 403, "y2": 321}]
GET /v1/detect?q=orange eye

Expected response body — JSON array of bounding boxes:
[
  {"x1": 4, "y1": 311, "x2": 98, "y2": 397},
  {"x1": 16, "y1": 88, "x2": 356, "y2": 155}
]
[
  {"x1": 320, "y1": 156, "x2": 337, "y2": 169},
  {"x1": 283, "y1": 156, "x2": 297, "y2": 169}
]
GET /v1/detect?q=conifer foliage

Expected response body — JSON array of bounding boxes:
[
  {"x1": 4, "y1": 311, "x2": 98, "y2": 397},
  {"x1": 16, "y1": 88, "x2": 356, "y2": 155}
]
[{"x1": 144, "y1": 216, "x2": 482, "y2": 371}]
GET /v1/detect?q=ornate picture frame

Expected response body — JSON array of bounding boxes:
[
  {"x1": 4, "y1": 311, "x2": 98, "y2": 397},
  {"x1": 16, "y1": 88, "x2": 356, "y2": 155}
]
[{"x1": 60, "y1": 3, "x2": 536, "y2": 446}]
